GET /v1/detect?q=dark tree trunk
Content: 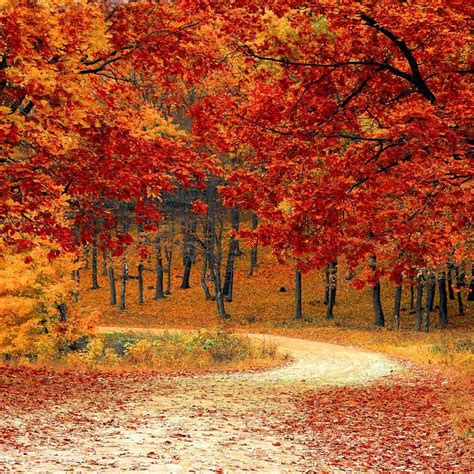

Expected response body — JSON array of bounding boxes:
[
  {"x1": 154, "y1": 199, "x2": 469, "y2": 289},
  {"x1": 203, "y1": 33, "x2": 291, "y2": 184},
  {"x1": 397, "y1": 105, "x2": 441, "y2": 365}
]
[
  {"x1": 91, "y1": 231, "x2": 99, "y2": 289},
  {"x1": 424, "y1": 274, "x2": 435, "y2": 332},
  {"x1": 409, "y1": 284, "x2": 415, "y2": 312},
  {"x1": 438, "y1": 273, "x2": 448, "y2": 327},
  {"x1": 119, "y1": 261, "x2": 128, "y2": 311},
  {"x1": 154, "y1": 236, "x2": 165, "y2": 299},
  {"x1": 372, "y1": 282, "x2": 385, "y2": 327},
  {"x1": 164, "y1": 243, "x2": 172, "y2": 295},
  {"x1": 248, "y1": 213, "x2": 258, "y2": 276},
  {"x1": 200, "y1": 254, "x2": 213, "y2": 300},
  {"x1": 57, "y1": 303, "x2": 67, "y2": 322},
  {"x1": 181, "y1": 256, "x2": 192, "y2": 289},
  {"x1": 325, "y1": 261, "x2": 337, "y2": 319},
  {"x1": 223, "y1": 208, "x2": 240, "y2": 301},
  {"x1": 323, "y1": 265, "x2": 330, "y2": 305},
  {"x1": 108, "y1": 259, "x2": 116, "y2": 305},
  {"x1": 370, "y1": 256, "x2": 384, "y2": 327},
  {"x1": 447, "y1": 266, "x2": 455, "y2": 300},
  {"x1": 394, "y1": 285, "x2": 402, "y2": 330},
  {"x1": 210, "y1": 220, "x2": 230, "y2": 319},
  {"x1": 416, "y1": 276, "x2": 424, "y2": 331},
  {"x1": 138, "y1": 263, "x2": 144, "y2": 304},
  {"x1": 294, "y1": 267, "x2": 303, "y2": 320},
  {"x1": 468, "y1": 265, "x2": 474, "y2": 302},
  {"x1": 455, "y1": 265, "x2": 465, "y2": 315},
  {"x1": 84, "y1": 244, "x2": 90, "y2": 269}
]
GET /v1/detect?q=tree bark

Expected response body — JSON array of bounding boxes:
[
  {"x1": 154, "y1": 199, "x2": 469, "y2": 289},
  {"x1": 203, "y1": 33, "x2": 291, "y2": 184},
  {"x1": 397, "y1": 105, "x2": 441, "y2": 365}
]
[
  {"x1": 438, "y1": 272, "x2": 448, "y2": 327},
  {"x1": 394, "y1": 284, "x2": 402, "y2": 330},
  {"x1": 154, "y1": 236, "x2": 165, "y2": 299},
  {"x1": 294, "y1": 267, "x2": 303, "y2": 320},
  {"x1": 248, "y1": 213, "x2": 258, "y2": 276},
  {"x1": 164, "y1": 242, "x2": 173, "y2": 295},
  {"x1": 447, "y1": 265, "x2": 455, "y2": 300},
  {"x1": 200, "y1": 254, "x2": 213, "y2": 300},
  {"x1": 57, "y1": 303, "x2": 67, "y2": 323},
  {"x1": 325, "y1": 261, "x2": 337, "y2": 319},
  {"x1": 324, "y1": 265, "x2": 330, "y2": 305},
  {"x1": 138, "y1": 263, "x2": 144, "y2": 304},
  {"x1": 409, "y1": 284, "x2": 415, "y2": 312},
  {"x1": 101, "y1": 249, "x2": 108, "y2": 276},
  {"x1": 455, "y1": 265, "x2": 465, "y2": 315},
  {"x1": 468, "y1": 264, "x2": 474, "y2": 302},
  {"x1": 370, "y1": 256, "x2": 384, "y2": 327},
  {"x1": 415, "y1": 275, "x2": 424, "y2": 331},
  {"x1": 423, "y1": 273, "x2": 435, "y2": 332},
  {"x1": 119, "y1": 260, "x2": 128, "y2": 311},
  {"x1": 108, "y1": 255, "x2": 116, "y2": 305}
]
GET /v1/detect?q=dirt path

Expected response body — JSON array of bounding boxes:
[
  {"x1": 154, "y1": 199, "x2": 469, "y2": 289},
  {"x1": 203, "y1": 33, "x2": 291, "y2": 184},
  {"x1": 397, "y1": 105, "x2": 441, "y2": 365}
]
[{"x1": 0, "y1": 328, "x2": 398, "y2": 472}]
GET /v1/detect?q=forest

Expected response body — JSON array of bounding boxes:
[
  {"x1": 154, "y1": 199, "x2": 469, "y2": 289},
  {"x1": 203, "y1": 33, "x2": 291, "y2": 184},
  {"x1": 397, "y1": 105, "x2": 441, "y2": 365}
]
[{"x1": 0, "y1": 0, "x2": 472, "y2": 471}]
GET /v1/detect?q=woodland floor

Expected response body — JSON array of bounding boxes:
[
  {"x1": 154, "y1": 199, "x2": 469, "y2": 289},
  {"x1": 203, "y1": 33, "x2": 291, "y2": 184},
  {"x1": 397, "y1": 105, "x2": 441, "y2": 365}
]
[{"x1": 1, "y1": 329, "x2": 472, "y2": 472}]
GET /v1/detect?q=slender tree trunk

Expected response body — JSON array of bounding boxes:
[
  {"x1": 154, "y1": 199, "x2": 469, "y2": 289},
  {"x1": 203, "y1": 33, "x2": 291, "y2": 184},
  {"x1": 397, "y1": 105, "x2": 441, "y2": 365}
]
[
  {"x1": 108, "y1": 257, "x2": 116, "y2": 305},
  {"x1": 325, "y1": 261, "x2": 337, "y2": 319},
  {"x1": 416, "y1": 275, "x2": 424, "y2": 331},
  {"x1": 455, "y1": 265, "x2": 465, "y2": 315},
  {"x1": 154, "y1": 236, "x2": 165, "y2": 299},
  {"x1": 394, "y1": 284, "x2": 402, "y2": 330},
  {"x1": 468, "y1": 264, "x2": 474, "y2": 302},
  {"x1": 324, "y1": 265, "x2": 330, "y2": 305},
  {"x1": 294, "y1": 267, "x2": 303, "y2": 320},
  {"x1": 438, "y1": 273, "x2": 448, "y2": 327},
  {"x1": 223, "y1": 208, "x2": 240, "y2": 301},
  {"x1": 370, "y1": 256, "x2": 384, "y2": 327},
  {"x1": 164, "y1": 244, "x2": 172, "y2": 295},
  {"x1": 424, "y1": 273, "x2": 435, "y2": 332},
  {"x1": 447, "y1": 265, "x2": 455, "y2": 300},
  {"x1": 119, "y1": 261, "x2": 128, "y2": 311},
  {"x1": 138, "y1": 263, "x2": 144, "y2": 304},
  {"x1": 200, "y1": 254, "x2": 213, "y2": 300},
  {"x1": 57, "y1": 303, "x2": 67, "y2": 322},
  {"x1": 248, "y1": 213, "x2": 258, "y2": 276},
  {"x1": 409, "y1": 284, "x2": 415, "y2": 312},
  {"x1": 84, "y1": 244, "x2": 90, "y2": 270},
  {"x1": 211, "y1": 218, "x2": 230, "y2": 319},
  {"x1": 91, "y1": 231, "x2": 99, "y2": 289}
]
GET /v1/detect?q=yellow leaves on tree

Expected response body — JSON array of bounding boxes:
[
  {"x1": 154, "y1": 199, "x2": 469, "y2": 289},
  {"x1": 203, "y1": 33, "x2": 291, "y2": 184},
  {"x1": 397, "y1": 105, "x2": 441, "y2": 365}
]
[{"x1": 0, "y1": 242, "x2": 95, "y2": 362}]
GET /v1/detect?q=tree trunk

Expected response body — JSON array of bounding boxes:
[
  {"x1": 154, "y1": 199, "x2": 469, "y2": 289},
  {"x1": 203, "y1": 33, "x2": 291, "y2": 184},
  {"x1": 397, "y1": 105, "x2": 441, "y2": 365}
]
[
  {"x1": 211, "y1": 217, "x2": 230, "y2": 319},
  {"x1": 416, "y1": 276, "x2": 424, "y2": 331},
  {"x1": 248, "y1": 213, "x2": 258, "y2": 276},
  {"x1": 370, "y1": 256, "x2": 384, "y2": 327},
  {"x1": 323, "y1": 265, "x2": 330, "y2": 305},
  {"x1": 325, "y1": 260, "x2": 337, "y2": 319},
  {"x1": 91, "y1": 231, "x2": 99, "y2": 289},
  {"x1": 119, "y1": 261, "x2": 128, "y2": 311},
  {"x1": 394, "y1": 285, "x2": 402, "y2": 330},
  {"x1": 200, "y1": 254, "x2": 213, "y2": 300},
  {"x1": 108, "y1": 258, "x2": 116, "y2": 305},
  {"x1": 423, "y1": 273, "x2": 435, "y2": 332},
  {"x1": 154, "y1": 236, "x2": 165, "y2": 299},
  {"x1": 294, "y1": 267, "x2": 303, "y2": 320},
  {"x1": 138, "y1": 263, "x2": 144, "y2": 304},
  {"x1": 223, "y1": 208, "x2": 240, "y2": 301},
  {"x1": 57, "y1": 303, "x2": 67, "y2": 323},
  {"x1": 447, "y1": 265, "x2": 455, "y2": 300},
  {"x1": 164, "y1": 243, "x2": 172, "y2": 295},
  {"x1": 468, "y1": 264, "x2": 474, "y2": 302},
  {"x1": 438, "y1": 273, "x2": 448, "y2": 328},
  {"x1": 409, "y1": 284, "x2": 415, "y2": 312},
  {"x1": 455, "y1": 265, "x2": 465, "y2": 315}
]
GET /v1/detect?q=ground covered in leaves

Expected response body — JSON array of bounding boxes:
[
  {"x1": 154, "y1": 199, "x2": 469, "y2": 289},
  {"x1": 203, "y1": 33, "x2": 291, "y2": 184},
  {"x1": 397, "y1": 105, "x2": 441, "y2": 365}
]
[{"x1": 1, "y1": 333, "x2": 471, "y2": 472}]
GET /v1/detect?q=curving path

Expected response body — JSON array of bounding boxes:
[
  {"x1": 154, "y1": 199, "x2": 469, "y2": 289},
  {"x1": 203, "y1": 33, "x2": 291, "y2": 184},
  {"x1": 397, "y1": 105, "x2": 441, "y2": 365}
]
[{"x1": 0, "y1": 327, "x2": 399, "y2": 472}]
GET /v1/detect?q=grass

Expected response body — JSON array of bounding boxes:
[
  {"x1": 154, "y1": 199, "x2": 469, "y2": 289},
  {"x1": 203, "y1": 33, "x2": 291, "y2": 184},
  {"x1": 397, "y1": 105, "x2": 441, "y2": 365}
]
[{"x1": 26, "y1": 329, "x2": 287, "y2": 374}]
